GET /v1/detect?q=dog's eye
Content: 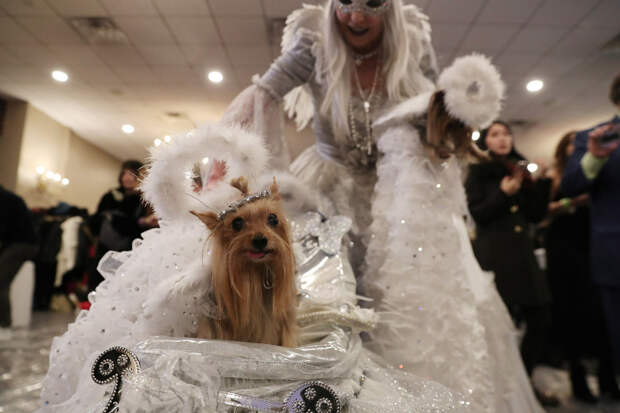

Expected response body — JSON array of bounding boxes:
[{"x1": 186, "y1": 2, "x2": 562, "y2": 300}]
[
  {"x1": 232, "y1": 217, "x2": 244, "y2": 232},
  {"x1": 267, "y1": 214, "x2": 279, "y2": 227}
]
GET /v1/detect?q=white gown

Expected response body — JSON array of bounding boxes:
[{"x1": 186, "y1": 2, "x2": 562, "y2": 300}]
[
  {"x1": 36, "y1": 125, "x2": 471, "y2": 413},
  {"x1": 344, "y1": 94, "x2": 543, "y2": 412}
]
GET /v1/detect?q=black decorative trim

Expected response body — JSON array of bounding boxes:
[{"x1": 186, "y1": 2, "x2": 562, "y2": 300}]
[
  {"x1": 284, "y1": 381, "x2": 341, "y2": 413},
  {"x1": 91, "y1": 346, "x2": 141, "y2": 413}
]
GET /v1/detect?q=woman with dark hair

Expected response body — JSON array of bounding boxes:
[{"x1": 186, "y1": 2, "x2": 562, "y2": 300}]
[
  {"x1": 545, "y1": 131, "x2": 619, "y2": 403},
  {"x1": 88, "y1": 160, "x2": 157, "y2": 291},
  {"x1": 464, "y1": 121, "x2": 558, "y2": 406}
]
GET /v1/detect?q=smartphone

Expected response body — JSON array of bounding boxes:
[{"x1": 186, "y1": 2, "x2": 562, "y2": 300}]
[{"x1": 600, "y1": 124, "x2": 620, "y2": 146}]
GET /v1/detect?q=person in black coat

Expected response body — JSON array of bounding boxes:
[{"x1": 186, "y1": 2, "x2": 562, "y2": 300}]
[
  {"x1": 545, "y1": 131, "x2": 619, "y2": 403},
  {"x1": 88, "y1": 160, "x2": 157, "y2": 291},
  {"x1": 561, "y1": 73, "x2": 620, "y2": 397},
  {"x1": 0, "y1": 186, "x2": 38, "y2": 330},
  {"x1": 465, "y1": 121, "x2": 558, "y2": 406}
]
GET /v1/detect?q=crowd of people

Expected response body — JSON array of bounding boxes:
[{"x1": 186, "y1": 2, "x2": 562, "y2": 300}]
[{"x1": 0, "y1": 0, "x2": 618, "y2": 411}]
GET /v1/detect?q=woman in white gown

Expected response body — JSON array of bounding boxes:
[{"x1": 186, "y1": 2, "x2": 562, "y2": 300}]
[{"x1": 221, "y1": 1, "x2": 544, "y2": 411}]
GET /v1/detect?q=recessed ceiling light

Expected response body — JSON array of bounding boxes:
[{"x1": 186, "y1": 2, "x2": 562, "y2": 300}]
[
  {"x1": 164, "y1": 135, "x2": 171, "y2": 143},
  {"x1": 122, "y1": 124, "x2": 135, "y2": 134},
  {"x1": 61, "y1": 178, "x2": 70, "y2": 186},
  {"x1": 202, "y1": 157, "x2": 209, "y2": 164},
  {"x1": 51, "y1": 70, "x2": 69, "y2": 82},
  {"x1": 527, "y1": 163, "x2": 539, "y2": 173},
  {"x1": 45, "y1": 171, "x2": 54, "y2": 179},
  {"x1": 526, "y1": 79, "x2": 544, "y2": 93},
  {"x1": 154, "y1": 138, "x2": 162, "y2": 147},
  {"x1": 208, "y1": 70, "x2": 223, "y2": 83},
  {"x1": 36, "y1": 166, "x2": 46, "y2": 175},
  {"x1": 53, "y1": 173, "x2": 62, "y2": 182},
  {"x1": 472, "y1": 130, "x2": 480, "y2": 141}
]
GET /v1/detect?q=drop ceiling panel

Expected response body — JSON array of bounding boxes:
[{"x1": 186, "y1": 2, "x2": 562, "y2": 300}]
[
  {"x1": 426, "y1": 0, "x2": 486, "y2": 24},
  {"x1": 16, "y1": 16, "x2": 84, "y2": 44},
  {"x1": 153, "y1": 0, "x2": 210, "y2": 16},
  {"x1": 0, "y1": 17, "x2": 40, "y2": 44},
  {"x1": 69, "y1": 64, "x2": 123, "y2": 85},
  {"x1": 179, "y1": 43, "x2": 229, "y2": 67},
  {"x1": 47, "y1": 44, "x2": 104, "y2": 65},
  {"x1": 227, "y1": 45, "x2": 272, "y2": 67},
  {"x1": 217, "y1": 17, "x2": 269, "y2": 45},
  {"x1": 2, "y1": 43, "x2": 61, "y2": 66},
  {"x1": 112, "y1": 65, "x2": 158, "y2": 84},
  {"x1": 551, "y1": 26, "x2": 619, "y2": 57},
  {"x1": 151, "y1": 65, "x2": 201, "y2": 83},
  {"x1": 505, "y1": 26, "x2": 568, "y2": 54},
  {"x1": 430, "y1": 24, "x2": 469, "y2": 52},
  {"x1": 208, "y1": 0, "x2": 263, "y2": 16},
  {"x1": 92, "y1": 44, "x2": 147, "y2": 65},
  {"x1": 137, "y1": 44, "x2": 187, "y2": 65},
  {"x1": 494, "y1": 53, "x2": 542, "y2": 76},
  {"x1": 98, "y1": 0, "x2": 158, "y2": 16},
  {"x1": 48, "y1": 0, "x2": 108, "y2": 17},
  {"x1": 114, "y1": 16, "x2": 176, "y2": 45},
  {"x1": 580, "y1": 0, "x2": 620, "y2": 29},
  {"x1": 460, "y1": 24, "x2": 521, "y2": 53},
  {"x1": 0, "y1": 0, "x2": 54, "y2": 16},
  {"x1": 476, "y1": 0, "x2": 543, "y2": 24},
  {"x1": 166, "y1": 16, "x2": 220, "y2": 44},
  {"x1": 530, "y1": 0, "x2": 598, "y2": 27},
  {"x1": 263, "y1": 0, "x2": 320, "y2": 18},
  {"x1": 531, "y1": 55, "x2": 586, "y2": 78}
]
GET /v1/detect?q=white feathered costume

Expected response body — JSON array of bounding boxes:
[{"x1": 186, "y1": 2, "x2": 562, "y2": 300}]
[
  {"x1": 37, "y1": 124, "x2": 472, "y2": 413},
  {"x1": 361, "y1": 55, "x2": 544, "y2": 413}
]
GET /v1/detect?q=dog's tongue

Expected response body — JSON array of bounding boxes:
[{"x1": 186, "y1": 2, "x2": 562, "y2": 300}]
[{"x1": 248, "y1": 251, "x2": 266, "y2": 259}]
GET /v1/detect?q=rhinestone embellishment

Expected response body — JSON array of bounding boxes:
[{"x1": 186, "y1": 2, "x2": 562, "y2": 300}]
[{"x1": 91, "y1": 346, "x2": 141, "y2": 413}]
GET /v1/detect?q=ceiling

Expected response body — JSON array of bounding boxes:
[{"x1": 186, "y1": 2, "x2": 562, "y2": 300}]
[{"x1": 0, "y1": 0, "x2": 618, "y2": 161}]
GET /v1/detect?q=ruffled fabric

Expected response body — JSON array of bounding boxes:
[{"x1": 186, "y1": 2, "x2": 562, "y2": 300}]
[{"x1": 359, "y1": 120, "x2": 544, "y2": 413}]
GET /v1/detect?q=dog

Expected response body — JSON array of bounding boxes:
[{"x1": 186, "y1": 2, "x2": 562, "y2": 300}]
[{"x1": 191, "y1": 176, "x2": 298, "y2": 347}]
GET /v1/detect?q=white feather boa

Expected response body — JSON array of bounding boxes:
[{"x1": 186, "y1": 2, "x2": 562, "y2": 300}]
[{"x1": 140, "y1": 124, "x2": 270, "y2": 223}]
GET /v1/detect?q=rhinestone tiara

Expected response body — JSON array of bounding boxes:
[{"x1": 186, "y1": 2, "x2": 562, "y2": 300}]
[{"x1": 217, "y1": 189, "x2": 271, "y2": 221}]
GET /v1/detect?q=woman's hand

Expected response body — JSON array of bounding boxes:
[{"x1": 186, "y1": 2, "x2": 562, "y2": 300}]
[{"x1": 500, "y1": 172, "x2": 523, "y2": 196}]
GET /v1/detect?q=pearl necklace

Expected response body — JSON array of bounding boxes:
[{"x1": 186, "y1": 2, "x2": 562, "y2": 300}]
[{"x1": 349, "y1": 53, "x2": 381, "y2": 157}]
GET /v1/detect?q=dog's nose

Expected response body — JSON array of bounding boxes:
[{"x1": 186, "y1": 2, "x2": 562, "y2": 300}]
[{"x1": 252, "y1": 234, "x2": 268, "y2": 250}]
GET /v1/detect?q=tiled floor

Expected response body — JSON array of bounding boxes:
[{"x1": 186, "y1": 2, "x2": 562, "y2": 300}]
[{"x1": 1, "y1": 311, "x2": 619, "y2": 412}]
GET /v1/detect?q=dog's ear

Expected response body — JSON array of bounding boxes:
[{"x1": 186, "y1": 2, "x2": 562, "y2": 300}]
[
  {"x1": 270, "y1": 176, "x2": 281, "y2": 201},
  {"x1": 230, "y1": 176, "x2": 249, "y2": 196},
  {"x1": 191, "y1": 210, "x2": 219, "y2": 231}
]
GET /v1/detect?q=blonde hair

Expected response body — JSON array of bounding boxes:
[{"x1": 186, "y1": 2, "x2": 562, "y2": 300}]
[{"x1": 320, "y1": 0, "x2": 433, "y2": 137}]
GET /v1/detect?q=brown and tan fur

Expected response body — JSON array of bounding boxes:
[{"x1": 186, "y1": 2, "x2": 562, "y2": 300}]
[{"x1": 191, "y1": 177, "x2": 298, "y2": 347}]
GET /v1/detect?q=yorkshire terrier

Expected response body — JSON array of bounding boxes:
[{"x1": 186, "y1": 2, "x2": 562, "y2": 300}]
[{"x1": 191, "y1": 176, "x2": 298, "y2": 347}]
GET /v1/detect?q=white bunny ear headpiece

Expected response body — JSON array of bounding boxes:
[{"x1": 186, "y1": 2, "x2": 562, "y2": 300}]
[
  {"x1": 140, "y1": 124, "x2": 269, "y2": 223},
  {"x1": 438, "y1": 53, "x2": 505, "y2": 130}
]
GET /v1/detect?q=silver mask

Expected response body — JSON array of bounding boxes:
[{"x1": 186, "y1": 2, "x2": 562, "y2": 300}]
[{"x1": 337, "y1": 0, "x2": 391, "y2": 16}]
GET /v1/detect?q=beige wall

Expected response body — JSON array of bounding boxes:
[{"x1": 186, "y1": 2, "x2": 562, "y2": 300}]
[
  {"x1": 14, "y1": 104, "x2": 121, "y2": 212},
  {"x1": 63, "y1": 131, "x2": 122, "y2": 212},
  {"x1": 0, "y1": 100, "x2": 27, "y2": 191}
]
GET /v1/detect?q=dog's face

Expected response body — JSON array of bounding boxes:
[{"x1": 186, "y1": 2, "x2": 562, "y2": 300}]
[
  {"x1": 214, "y1": 198, "x2": 290, "y2": 265},
  {"x1": 191, "y1": 176, "x2": 293, "y2": 272}
]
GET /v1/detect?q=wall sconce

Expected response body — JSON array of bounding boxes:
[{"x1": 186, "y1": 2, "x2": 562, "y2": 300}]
[{"x1": 36, "y1": 166, "x2": 69, "y2": 192}]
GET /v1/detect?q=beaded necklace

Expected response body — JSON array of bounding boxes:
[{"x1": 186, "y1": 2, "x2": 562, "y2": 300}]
[{"x1": 348, "y1": 52, "x2": 382, "y2": 157}]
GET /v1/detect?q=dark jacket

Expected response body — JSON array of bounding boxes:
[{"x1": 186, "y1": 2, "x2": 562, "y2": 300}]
[
  {"x1": 465, "y1": 159, "x2": 552, "y2": 307},
  {"x1": 93, "y1": 188, "x2": 145, "y2": 250},
  {"x1": 0, "y1": 186, "x2": 36, "y2": 252},
  {"x1": 561, "y1": 115, "x2": 620, "y2": 287}
]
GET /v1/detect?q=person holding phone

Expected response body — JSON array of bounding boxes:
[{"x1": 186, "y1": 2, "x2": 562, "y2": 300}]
[
  {"x1": 465, "y1": 120, "x2": 558, "y2": 406},
  {"x1": 561, "y1": 73, "x2": 620, "y2": 397}
]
